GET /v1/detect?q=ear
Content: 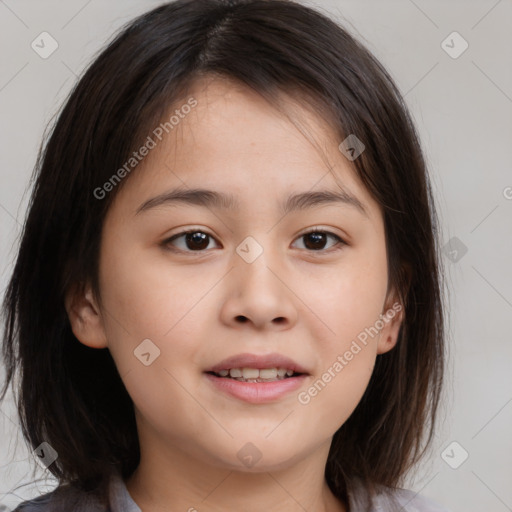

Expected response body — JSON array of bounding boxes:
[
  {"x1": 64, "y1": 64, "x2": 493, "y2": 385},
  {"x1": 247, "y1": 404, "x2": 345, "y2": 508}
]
[
  {"x1": 376, "y1": 288, "x2": 406, "y2": 356},
  {"x1": 377, "y1": 264, "x2": 411, "y2": 354},
  {"x1": 65, "y1": 282, "x2": 108, "y2": 349}
]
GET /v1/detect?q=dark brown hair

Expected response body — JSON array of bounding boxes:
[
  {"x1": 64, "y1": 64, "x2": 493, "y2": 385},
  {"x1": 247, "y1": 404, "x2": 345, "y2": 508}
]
[{"x1": 1, "y1": 0, "x2": 446, "y2": 503}]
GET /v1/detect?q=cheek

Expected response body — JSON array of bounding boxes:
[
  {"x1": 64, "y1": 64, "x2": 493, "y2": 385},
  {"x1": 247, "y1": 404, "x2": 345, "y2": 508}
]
[
  {"x1": 297, "y1": 322, "x2": 378, "y2": 439},
  {"x1": 97, "y1": 242, "x2": 211, "y2": 380},
  {"x1": 98, "y1": 247, "x2": 209, "y2": 433},
  {"x1": 300, "y1": 255, "x2": 388, "y2": 348},
  {"x1": 98, "y1": 241, "x2": 203, "y2": 334},
  {"x1": 292, "y1": 252, "x2": 386, "y2": 426}
]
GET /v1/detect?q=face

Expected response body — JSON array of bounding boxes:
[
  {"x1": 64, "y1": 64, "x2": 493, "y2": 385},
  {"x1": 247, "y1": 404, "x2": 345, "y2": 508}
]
[{"x1": 67, "y1": 76, "x2": 403, "y2": 473}]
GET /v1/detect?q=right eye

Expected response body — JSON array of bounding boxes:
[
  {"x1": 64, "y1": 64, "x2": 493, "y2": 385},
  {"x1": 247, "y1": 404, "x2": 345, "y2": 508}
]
[{"x1": 162, "y1": 229, "x2": 221, "y2": 253}]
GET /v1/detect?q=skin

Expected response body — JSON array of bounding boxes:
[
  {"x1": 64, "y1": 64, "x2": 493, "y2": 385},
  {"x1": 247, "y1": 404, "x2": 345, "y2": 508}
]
[{"x1": 66, "y1": 76, "x2": 404, "y2": 512}]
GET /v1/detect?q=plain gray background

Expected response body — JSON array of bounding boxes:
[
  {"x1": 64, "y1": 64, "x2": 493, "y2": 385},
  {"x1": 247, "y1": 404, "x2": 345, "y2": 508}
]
[{"x1": 1, "y1": 1, "x2": 511, "y2": 511}]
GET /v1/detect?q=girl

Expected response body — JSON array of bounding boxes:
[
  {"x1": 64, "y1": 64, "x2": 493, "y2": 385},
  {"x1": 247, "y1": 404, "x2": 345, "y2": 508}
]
[{"x1": 1, "y1": 0, "x2": 450, "y2": 510}]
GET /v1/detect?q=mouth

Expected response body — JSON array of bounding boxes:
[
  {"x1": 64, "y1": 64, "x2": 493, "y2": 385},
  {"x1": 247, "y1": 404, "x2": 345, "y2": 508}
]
[
  {"x1": 204, "y1": 352, "x2": 310, "y2": 382},
  {"x1": 204, "y1": 367, "x2": 306, "y2": 383},
  {"x1": 203, "y1": 352, "x2": 310, "y2": 403},
  {"x1": 203, "y1": 370, "x2": 308, "y2": 404}
]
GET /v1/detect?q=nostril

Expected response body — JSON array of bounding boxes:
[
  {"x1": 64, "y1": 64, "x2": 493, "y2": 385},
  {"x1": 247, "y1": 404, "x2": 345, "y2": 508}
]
[{"x1": 236, "y1": 315, "x2": 248, "y2": 323}]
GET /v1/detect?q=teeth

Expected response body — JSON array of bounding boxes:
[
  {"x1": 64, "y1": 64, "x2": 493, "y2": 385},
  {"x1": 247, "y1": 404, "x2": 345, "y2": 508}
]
[
  {"x1": 242, "y1": 368, "x2": 260, "y2": 379},
  {"x1": 214, "y1": 367, "x2": 298, "y2": 380},
  {"x1": 259, "y1": 368, "x2": 278, "y2": 379}
]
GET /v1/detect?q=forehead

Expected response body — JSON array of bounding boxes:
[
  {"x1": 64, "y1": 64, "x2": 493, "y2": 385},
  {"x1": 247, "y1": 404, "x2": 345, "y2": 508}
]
[{"x1": 112, "y1": 77, "x2": 380, "y2": 222}]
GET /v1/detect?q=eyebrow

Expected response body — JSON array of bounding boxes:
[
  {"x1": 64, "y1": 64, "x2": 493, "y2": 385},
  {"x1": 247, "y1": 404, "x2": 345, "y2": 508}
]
[{"x1": 135, "y1": 186, "x2": 368, "y2": 218}]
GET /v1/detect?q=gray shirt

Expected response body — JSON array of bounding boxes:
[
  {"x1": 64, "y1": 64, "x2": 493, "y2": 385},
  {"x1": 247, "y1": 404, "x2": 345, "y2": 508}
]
[{"x1": 13, "y1": 470, "x2": 452, "y2": 512}]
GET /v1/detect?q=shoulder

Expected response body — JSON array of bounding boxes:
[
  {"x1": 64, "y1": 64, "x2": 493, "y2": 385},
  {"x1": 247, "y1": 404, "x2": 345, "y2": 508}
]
[
  {"x1": 12, "y1": 488, "x2": 57, "y2": 512},
  {"x1": 373, "y1": 486, "x2": 453, "y2": 512},
  {"x1": 12, "y1": 483, "x2": 107, "y2": 512},
  {"x1": 12, "y1": 492, "x2": 51, "y2": 512},
  {"x1": 347, "y1": 477, "x2": 452, "y2": 512}
]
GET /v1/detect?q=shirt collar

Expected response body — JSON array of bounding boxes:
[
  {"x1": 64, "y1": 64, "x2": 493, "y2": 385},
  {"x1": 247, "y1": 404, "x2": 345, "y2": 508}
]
[
  {"x1": 108, "y1": 471, "x2": 141, "y2": 512},
  {"x1": 108, "y1": 470, "x2": 371, "y2": 512}
]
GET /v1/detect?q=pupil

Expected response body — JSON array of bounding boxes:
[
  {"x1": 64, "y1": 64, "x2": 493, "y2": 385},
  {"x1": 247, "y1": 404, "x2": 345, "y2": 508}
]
[
  {"x1": 304, "y1": 232, "x2": 326, "y2": 250},
  {"x1": 186, "y1": 232, "x2": 209, "y2": 250}
]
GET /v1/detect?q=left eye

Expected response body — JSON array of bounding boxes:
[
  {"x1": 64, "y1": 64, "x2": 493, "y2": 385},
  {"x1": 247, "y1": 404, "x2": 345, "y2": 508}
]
[
  {"x1": 292, "y1": 230, "x2": 346, "y2": 252},
  {"x1": 163, "y1": 229, "x2": 346, "y2": 253}
]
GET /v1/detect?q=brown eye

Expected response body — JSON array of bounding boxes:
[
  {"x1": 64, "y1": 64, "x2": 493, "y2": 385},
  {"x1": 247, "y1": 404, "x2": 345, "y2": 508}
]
[
  {"x1": 303, "y1": 232, "x2": 329, "y2": 250},
  {"x1": 292, "y1": 230, "x2": 346, "y2": 253},
  {"x1": 162, "y1": 228, "x2": 346, "y2": 255},
  {"x1": 164, "y1": 230, "x2": 219, "y2": 252}
]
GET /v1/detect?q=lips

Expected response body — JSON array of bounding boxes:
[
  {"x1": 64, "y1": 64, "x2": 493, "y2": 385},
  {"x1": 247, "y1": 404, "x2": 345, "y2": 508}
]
[
  {"x1": 204, "y1": 371, "x2": 308, "y2": 403},
  {"x1": 205, "y1": 352, "x2": 310, "y2": 375}
]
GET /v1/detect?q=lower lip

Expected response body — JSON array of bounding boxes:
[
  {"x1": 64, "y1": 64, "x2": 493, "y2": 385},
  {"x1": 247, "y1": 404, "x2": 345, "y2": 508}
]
[{"x1": 204, "y1": 373, "x2": 308, "y2": 404}]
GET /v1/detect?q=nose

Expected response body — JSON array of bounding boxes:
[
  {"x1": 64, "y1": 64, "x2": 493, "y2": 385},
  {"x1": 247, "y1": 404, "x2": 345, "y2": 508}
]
[{"x1": 219, "y1": 251, "x2": 298, "y2": 331}]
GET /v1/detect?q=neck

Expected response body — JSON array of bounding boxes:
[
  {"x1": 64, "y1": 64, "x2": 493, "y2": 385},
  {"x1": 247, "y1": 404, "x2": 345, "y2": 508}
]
[{"x1": 125, "y1": 439, "x2": 346, "y2": 512}]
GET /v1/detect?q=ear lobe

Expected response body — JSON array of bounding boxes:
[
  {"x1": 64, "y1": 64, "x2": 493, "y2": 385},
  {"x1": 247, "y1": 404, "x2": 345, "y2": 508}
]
[{"x1": 65, "y1": 283, "x2": 108, "y2": 349}]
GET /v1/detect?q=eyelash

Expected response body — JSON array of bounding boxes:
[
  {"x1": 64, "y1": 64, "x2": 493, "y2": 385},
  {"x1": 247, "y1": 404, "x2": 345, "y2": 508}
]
[{"x1": 162, "y1": 227, "x2": 347, "y2": 255}]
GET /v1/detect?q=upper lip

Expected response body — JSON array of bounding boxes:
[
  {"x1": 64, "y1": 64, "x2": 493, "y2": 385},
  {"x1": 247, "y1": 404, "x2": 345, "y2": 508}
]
[{"x1": 206, "y1": 352, "x2": 310, "y2": 374}]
